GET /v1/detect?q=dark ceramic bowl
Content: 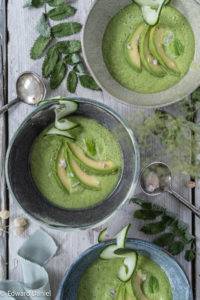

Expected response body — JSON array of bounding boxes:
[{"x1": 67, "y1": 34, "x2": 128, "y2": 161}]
[
  {"x1": 57, "y1": 239, "x2": 193, "y2": 300},
  {"x1": 6, "y1": 98, "x2": 139, "y2": 229}
]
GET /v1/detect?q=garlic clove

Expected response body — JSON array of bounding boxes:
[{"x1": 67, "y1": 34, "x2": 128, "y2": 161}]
[
  {"x1": 13, "y1": 217, "x2": 28, "y2": 228},
  {"x1": 0, "y1": 210, "x2": 10, "y2": 220}
]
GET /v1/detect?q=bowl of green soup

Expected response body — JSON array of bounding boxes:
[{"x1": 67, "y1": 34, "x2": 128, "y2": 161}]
[
  {"x1": 6, "y1": 98, "x2": 139, "y2": 229},
  {"x1": 83, "y1": 0, "x2": 200, "y2": 107},
  {"x1": 57, "y1": 239, "x2": 192, "y2": 299}
]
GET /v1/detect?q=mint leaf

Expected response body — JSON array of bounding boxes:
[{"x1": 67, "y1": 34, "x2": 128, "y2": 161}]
[
  {"x1": 134, "y1": 209, "x2": 163, "y2": 220},
  {"x1": 67, "y1": 71, "x2": 78, "y2": 93},
  {"x1": 31, "y1": 0, "x2": 45, "y2": 7},
  {"x1": 173, "y1": 38, "x2": 184, "y2": 56},
  {"x1": 154, "y1": 233, "x2": 175, "y2": 247},
  {"x1": 42, "y1": 46, "x2": 59, "y2": 78},
  {"x1": 141, "y1": 221, "x2": 167, "y2": 234},
  {"x1": 74, "y1": 63, "x2": 85, "y2": 75},
  {"x1": 185, "y1": 249, "x2": 196, "y2": 261},
  {"x1": 148, "y1": 276, "x2": 159, "y2": 294},
  {"x1": 79, "y1": 74, "x2": 101, "y2": 91},
  {"x1": 85, "y1": 138, "x2": 96, "y2": 156},
  {"x1": 57, "y1": 40, "x2": 81, "y2": 54},
  {"x1": 167, "y1": 241, "x2": 185, "y2": 255},
  {"x1": 50, "y1": 59, "x2": 67, "y2": 89},
  {"x1": 52, "y1": 22, "x2": 82, "y2": 37},
  {"x1": 48, "y1": 4, "x2": 76, "y2": 20},
  {"x1": 64, "y1": 53, "x2": 81, "y2": 65},
  {"x1": 30, "y1": 35, "x2": 52, "y2": 60},
  {"x1": 47, "y1": 0, "x2": 65, "y2": 6},
  {"x1": 36, "y1": 14, "x2": 51, "y2": 38},
  {"x1": 131, "y1": 198, "x2": 153, "y2": 209}
]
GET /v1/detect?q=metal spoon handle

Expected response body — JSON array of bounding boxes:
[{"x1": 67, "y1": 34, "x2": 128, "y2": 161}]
[
  {"x1": 169, "y1": 189, "x2": 200, "y2": 218},
  {"x1": 0, "y1": 98, "x2": 20, "y2": 115}
]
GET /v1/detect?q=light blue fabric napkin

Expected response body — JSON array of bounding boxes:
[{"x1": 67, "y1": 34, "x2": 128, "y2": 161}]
[{"x1": 0, "y1": 229, "x2": 58, "y2": 300}]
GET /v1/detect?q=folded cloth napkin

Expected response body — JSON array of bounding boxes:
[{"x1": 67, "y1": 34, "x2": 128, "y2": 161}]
[{"x1": 0, "y1": 229, "x2": 58, "y2": 300}]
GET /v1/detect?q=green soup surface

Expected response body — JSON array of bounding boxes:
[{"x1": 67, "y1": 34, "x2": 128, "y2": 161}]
[
  {"x1": 102, "y1": 4, "x2": 195, "y2": 93},
  {"x1": 78, "y1": 254, "x2": 172, "y2": 300},
  {"x1": 30, "y1": 116, "x2": 122, "y2": 209}
]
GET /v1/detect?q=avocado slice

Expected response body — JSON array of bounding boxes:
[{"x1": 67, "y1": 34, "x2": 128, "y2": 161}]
[
  {"x1": 139, "y1": 26, "x2": 166, "y2": 77},
  {"x1": 125, "y1": 24, "x2": 145, "y2": 73},
  {"x1": 125, "y1": 281, "x2": 137, "y2": 300},
  {"x1": 68, "y1": 152, "x2": 101, "y2": 190},
  {"x1": 116, "y1": 284, "x2": 126, "y2": 300},
  {"x1": 68, "y1": 143, "x2": 118, "y2": 174},
  {"x1": 132, "y1": 270, "x2": 149, "y2": 300},
  {"x1": 149, "y1": 26, "x2": 180, "y2": 75},
  {"x1": 57, "y1": 146, "x2": 72, "y2": 193}
]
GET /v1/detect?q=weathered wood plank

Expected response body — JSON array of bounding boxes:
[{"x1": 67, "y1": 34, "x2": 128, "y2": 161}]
[
  {"x1": 7, "y1": 0, "x2": 193, "y2": 298},
  {"x1": 0, "y1": 0, "x2": 8, "y2": 280}
]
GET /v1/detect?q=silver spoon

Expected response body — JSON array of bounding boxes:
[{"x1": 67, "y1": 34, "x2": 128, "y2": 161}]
[
  {"x1": 0, "y1": 71, "x2": 46, "y2": 115},
  {"x1": 140, "y1": 161, "x2": 200, "y2": 218}
]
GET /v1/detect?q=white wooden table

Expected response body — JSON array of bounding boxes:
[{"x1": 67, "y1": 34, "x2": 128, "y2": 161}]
[{"x1": 0, "y1": 0, "x2": 199, "y2": 298}]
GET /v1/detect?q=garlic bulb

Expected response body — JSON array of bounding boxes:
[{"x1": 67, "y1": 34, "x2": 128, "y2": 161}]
[
  {"x1": 13, "y1": 217, "x2": 29, "y2": 236},
  {"x1": 0, "y1": 210, "x2": 10, "y2": 220}
]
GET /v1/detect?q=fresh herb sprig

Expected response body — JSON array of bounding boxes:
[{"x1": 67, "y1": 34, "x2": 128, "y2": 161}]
[
  {"x1": 132, "y1": 198, "x2": 196, "y2": 261},
  {"x1": 24, "y1": 0, "x2": 101, "y2": 92},
  {"x1": 135, "y1": 88, "x2": 200, "y2": 178}
]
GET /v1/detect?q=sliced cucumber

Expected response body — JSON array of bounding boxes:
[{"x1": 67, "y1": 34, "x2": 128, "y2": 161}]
[
  {"x1": 55, "y1": 118, "x2": 78, "y2": 131},
  {"x1": 100, "y1": 225, "x2": 130, "y2": 259},
  {"x1": 54, "y1": 102, "x2": 78, "y2": 131},
  {"x1": 117, "y1": 252, "x2": 137, "y2": 282},
  {"x1": 55, "y1": 101, "x2": 78, "y2": 118},
  {"x1": 98, "y1": 228, "x2": 108, "y2": 243},
  {"x1": 116, "y1": 224, "x2": 130, "y2": 248},
  {"x1": 46, "y1": 127, "x2": 75, "y2": 139},
  {"x1": 100, "y1": 244, "x2": 119, "y2": 259},
  {"x1": 134, "y1": 0, "x2": 168, "y2": 26}
]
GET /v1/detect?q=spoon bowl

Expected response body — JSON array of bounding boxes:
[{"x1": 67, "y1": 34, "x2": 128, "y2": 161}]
[
  {"x1": 140, "y1": 161, "x2": 200, "y2": 218},
  {"x1": 16, "y1": 71, "x2": 46, "y2": 105},
  {"x1": 140, "y1": 162, "x2": 172, "y2": 196},
  {"x1": 0, "y1": 71, "x2": 46, "y2": 116}
]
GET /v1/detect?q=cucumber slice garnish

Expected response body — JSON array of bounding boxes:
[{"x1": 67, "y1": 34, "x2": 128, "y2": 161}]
[
  {"x1": 46, "y1": 127, "x2": 75, "y2": 139},
  {"x1": 100, "y1": 225, "x2": 137, "y2": 282},
  {"x1": 98, "y1": 228, "x2": 108, "y2": 243},
  {"x1": 117, "y1": 252, "x2": 137, "y2": 282},
  {"x1": 116, "y1": 224, "x2": 130, "y2": 248},
  {"x1": 100, "y1": 225, "x2": 130, "y2": 259},
  {"x1": 55, "y1": 118, "x2": 78, "y2": 131},
  {"x1": 134, "y1": 0, "x2": 169, "y2": 26},
  {"x1": 54, "y1": 102, "x2": 78, "y2": 131},
  {"x1": 55, "y1": 101, "x2": 78, "y2": 118}
]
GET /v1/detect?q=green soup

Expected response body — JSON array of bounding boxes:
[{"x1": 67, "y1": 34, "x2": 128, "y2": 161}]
[
  {"x1": 102, "y1": 4, "x2": 195, "y2": 93},
  {"x1": 30, "y1": 116, "x2": 122, "y2": 209},
  {"x1": 78, "y1": 255, "x2": 172, "y2": 300}
]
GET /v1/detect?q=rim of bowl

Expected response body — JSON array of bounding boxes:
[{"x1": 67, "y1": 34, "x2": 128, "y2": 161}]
[
  {"x1": 56, "y1": 238, "x2": 193, "y2": 300},
  {"x1": 82, "y1": 0, "x2": 200, "y2": 109},
  {"x1": 5, "y1": 97, "x2": 140, "y2": 230}
]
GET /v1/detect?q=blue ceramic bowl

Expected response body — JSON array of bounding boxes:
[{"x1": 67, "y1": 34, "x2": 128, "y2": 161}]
[{"x1": 57, "y1": 239, "x2": 193, "y2": 300}]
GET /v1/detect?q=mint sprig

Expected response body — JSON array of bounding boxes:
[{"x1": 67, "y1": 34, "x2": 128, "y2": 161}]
[
  {"x1": 132, "y1": 198, "x2": 196, "y2": 261},
  {"x1": 24, "y1": 0, "x2": 101, "y2": 93}
]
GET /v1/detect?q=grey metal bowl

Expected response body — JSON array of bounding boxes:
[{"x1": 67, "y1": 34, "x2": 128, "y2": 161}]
[
  {"x1": 57, "y1": 239, "x2": 193, "y2": 300},
  {"x1": 5, "y1": 98, "x2": 140, "y2": 229},
  {"x1": 82, "y1": 0, "x2": 200, "y2": 108}
]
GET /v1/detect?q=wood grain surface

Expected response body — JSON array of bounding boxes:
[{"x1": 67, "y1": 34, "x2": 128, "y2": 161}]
[{"x1": 0, "y1": 0, "x2": 197, "y2": 298}]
